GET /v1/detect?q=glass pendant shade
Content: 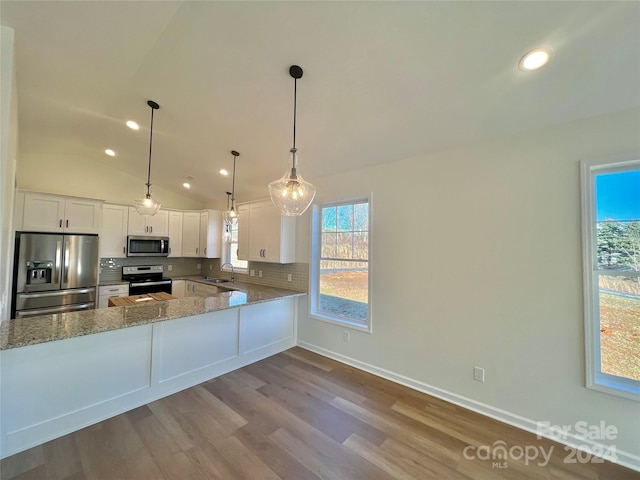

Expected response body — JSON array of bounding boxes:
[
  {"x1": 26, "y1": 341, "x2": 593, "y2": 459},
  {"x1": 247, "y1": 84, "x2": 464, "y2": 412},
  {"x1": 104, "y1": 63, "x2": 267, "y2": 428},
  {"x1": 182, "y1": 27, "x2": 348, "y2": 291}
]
[
  {"x1": 225, "y1": 151, "x2": 240, "y2": 225},
  {"x1": 269, "y1": 149, "x2": 316, "y2": 216},
  {"x1": 135, "y1": 100, "x2": 161, "y2": 216},
  {"x1": 269, "y1": 65, "x2": 316, "y2": 216},
  {"x1": 224, "y1": 200, "x2": 238, "y2": 226},
  {"x1": 134, "y1": 192, "x2": 161, "y2": 216}
]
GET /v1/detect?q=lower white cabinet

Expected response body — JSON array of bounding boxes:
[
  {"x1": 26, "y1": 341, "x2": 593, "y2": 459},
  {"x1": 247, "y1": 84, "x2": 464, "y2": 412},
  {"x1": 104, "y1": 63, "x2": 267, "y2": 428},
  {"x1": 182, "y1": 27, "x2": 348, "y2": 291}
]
[
  {"x1": 97, "y1": 284, "x2": 129, "y2": 308},
  {"x1": 0, "y1": 298, "x2": 297, "y2": 459},
  {"x1": 171, "y1": 280, "x2": 185, "y2": 298}
]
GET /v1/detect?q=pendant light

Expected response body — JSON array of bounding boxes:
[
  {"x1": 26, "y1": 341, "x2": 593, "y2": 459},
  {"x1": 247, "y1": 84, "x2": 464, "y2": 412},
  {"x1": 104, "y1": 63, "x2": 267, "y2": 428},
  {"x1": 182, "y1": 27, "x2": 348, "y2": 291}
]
[
  {"x1": 224, "y1": 150, "x2": 239, "y2": 225},
  {"x1": 222, "y1": 191, "x2": 232, "y2": 242},
  {"x1": 268, "y1": 65, "x2": 316, "y2": 216},
  {"x1": 134, "y1": 100, "x2": 161, "y2": 216}
]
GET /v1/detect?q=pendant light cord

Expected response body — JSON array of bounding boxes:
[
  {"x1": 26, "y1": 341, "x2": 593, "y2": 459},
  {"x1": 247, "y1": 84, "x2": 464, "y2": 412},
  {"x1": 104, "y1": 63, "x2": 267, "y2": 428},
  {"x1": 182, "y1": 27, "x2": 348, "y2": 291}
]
[
  {"x1": 231, "y1": 155, "x2": 237, "y2": 201},
  {"x1": 146, "y1": 105, "x2": 155, "y2": 194},
  {"x1": 292, "y1": 77, "x2": 297, "y2": 151}
]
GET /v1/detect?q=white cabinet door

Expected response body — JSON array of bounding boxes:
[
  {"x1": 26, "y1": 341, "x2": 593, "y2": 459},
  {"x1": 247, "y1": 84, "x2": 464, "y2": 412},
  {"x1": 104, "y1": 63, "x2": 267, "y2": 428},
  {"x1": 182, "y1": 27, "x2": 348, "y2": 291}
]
[
  {"x1": 171, "y1": 280, "x2": 185, "y2": 298},
  {"x1": 22, "y1": 192, "x2": 102, "y2": 234},
  {"x1": 237, "y1": 204, "x2": 250, "y2": 261},
  {"x1": 127, "y1": 207, "x2": 168, "y2": 236},
  {"x1": 99, "y1": 204, "x2": 128, "y2": 258},
  {"x1": 64, "y1": 198, "x2": 102, "y2": 234},
  {"x1": 199, "y1": 210, "x2": 221, "y2": 259},
  {"x1": 168, "y1": 211, "x2": 183, "y2": 258},
  {"x1": 182, "y1": 212, "x2": 200, "y2": 257},
  {"x1": 146, "y1": 210, "x2": 169, "y2": 236},
  {"x1": 241, "y1": 201, "x2": 296, "y2": 263},
  {"x1": 22, "y1": 193, "x2": 66, "y2": 232},
  {"x1": 127, "y1": 207, "x2": 147, "y2": 235}
]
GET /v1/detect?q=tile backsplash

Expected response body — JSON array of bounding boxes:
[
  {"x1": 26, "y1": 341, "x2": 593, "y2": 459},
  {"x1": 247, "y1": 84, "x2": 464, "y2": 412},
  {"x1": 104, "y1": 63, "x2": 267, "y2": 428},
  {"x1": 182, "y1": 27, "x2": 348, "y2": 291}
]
[{"x1": 99, "y1": 257, "x2": 308, "y2": 292}]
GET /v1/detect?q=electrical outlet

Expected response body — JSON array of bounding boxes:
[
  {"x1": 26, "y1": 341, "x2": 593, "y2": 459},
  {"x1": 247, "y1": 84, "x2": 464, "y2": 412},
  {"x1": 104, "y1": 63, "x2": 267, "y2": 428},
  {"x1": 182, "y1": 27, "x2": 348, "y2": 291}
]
[
  {"x1": 287, "y1": 274, "x2": 292, "y2": 282},
  {"x1": 258, "y1": 270, "x2": 263, "y2": 278},
  {"x1": 343, "y1": 331, "x2": 350, "y2": 342},
  {"x1": 473, "y1": 366, "x2": 485, "y2": 383},
  {"x1": 167, "y1": 265, "x2": 173, "y2": 271},
  {"x1": 250, "y1": 269, "x2": 255, "y2": 277},
  {"x1": 196, "y1": 264, "x2": 201, "y2": 270}
]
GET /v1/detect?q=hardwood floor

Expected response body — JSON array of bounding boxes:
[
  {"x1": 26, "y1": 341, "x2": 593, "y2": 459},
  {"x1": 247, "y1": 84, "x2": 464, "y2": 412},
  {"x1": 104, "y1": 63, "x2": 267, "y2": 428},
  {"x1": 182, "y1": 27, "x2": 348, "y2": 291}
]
[{"x1": 1, "y1": 347, "x2": 638, "y2": 479}]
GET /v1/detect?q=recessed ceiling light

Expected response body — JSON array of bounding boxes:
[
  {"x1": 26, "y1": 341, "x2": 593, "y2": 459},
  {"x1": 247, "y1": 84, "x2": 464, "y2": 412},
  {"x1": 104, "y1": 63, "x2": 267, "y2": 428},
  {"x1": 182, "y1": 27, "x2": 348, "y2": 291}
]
[
  {"x1": 105, "y1": 149, "x2": 116, "y2": 156},
  {"x1": 219, "y1": 169, "x2": 229, "y2": 176},
  {"x1": 126, "y1": 120, "x2": 140, "y2": 130},
  {"x1": 183, "y1": 182, "x2": 191, "y2": 189},
  {"x1": 519, "y1": 49, "x2": 550, "y2": 71}
]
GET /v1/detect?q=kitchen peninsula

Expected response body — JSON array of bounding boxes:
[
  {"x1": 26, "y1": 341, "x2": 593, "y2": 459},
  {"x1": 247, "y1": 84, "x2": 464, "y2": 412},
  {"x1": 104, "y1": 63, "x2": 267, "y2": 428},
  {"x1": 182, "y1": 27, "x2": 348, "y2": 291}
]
[{"x1": 0, "y1": 281, "x2": 304, "y2": 459}]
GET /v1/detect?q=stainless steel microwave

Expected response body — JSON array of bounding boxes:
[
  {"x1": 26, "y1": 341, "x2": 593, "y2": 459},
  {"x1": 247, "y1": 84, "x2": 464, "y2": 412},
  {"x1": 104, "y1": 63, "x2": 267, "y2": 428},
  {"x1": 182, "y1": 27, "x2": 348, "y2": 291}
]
[{"x1": 126, "y1": 236, "x2": 170, "y2": 257}]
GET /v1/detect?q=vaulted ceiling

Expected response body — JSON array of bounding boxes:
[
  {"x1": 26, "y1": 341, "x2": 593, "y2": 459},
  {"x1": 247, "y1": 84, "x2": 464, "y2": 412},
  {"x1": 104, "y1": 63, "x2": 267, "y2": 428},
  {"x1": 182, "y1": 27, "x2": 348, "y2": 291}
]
[{"x1": 2, "y1": 1, "x2": 639, "y2": 204}]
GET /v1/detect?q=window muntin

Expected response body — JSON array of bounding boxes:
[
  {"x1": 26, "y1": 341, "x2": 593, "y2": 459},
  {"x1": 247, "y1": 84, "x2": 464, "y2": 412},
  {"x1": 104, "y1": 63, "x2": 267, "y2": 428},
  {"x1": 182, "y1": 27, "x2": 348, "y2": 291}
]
[
  {"x1": 311, "y1": 199, "x2": 371, "y2": 330},
  {"x1": 582, "y1": 158, "x2": 640, "y2": 400}
]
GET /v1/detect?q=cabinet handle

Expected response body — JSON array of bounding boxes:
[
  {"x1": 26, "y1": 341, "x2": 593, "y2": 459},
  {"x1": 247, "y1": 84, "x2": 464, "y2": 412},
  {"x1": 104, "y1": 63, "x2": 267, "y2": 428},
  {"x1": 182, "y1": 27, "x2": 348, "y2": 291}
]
[
  {"x1": 169, "y1": 247, "x2": 171, "y2": 254},
  {"x1": 66, "y1": 220, "x2": 69, "y2": 228},
  {"x1": 59, "y1": 219, "x2": 62, "y2": 228},
  {"x1": 123, "y1": 247, "x2": 126, "y2": 254},
  {"x1": 204, "y1": 247, "x2": 207, "y2": 255},
  {"x1": 196, "y1": 248, "x2": 199, "y2": 255}
]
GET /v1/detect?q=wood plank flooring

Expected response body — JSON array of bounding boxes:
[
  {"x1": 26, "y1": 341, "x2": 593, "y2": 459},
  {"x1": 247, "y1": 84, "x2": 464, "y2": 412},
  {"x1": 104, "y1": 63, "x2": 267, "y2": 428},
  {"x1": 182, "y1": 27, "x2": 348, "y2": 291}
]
[{"x1": 1, "y1": 347, "x2": 638, "y2": 479}]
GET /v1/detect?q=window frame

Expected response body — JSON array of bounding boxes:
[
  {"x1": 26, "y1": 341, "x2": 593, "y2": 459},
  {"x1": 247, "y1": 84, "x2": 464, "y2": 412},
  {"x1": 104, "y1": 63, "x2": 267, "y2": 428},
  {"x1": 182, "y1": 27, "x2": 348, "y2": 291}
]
[
  {"x1": 222, "y1": 220, "x2": 248, "y2": 274},
  {"x1": 309, "y1": 196, "x2": 372, "y2": 333},
  {"x1": 581, "y1": 155, "x2": 640, "y2": 401}
]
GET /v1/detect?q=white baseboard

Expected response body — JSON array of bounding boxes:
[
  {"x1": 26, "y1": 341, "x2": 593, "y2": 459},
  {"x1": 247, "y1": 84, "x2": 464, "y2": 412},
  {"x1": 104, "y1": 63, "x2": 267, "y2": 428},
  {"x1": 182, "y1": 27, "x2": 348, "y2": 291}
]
[{"x1": 297, "y1": 341, "x2": 640, "y2": 473}]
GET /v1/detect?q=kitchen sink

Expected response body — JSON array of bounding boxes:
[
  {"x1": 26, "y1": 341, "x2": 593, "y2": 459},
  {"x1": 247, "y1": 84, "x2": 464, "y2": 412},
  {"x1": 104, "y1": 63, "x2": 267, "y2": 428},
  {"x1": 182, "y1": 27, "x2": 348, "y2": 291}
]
[{"x1": 203, "y1": 277, "x2": 231, "y2": 284}]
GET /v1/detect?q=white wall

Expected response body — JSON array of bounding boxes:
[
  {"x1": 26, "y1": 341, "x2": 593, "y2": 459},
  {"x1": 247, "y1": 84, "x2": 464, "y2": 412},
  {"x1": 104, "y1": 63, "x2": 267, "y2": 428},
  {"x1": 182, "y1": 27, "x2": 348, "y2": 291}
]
[
  {"x1": 297, "y1": 108, "x2": 640, "y2": 469},
  {"x1": 0, "y1": 26, "x2": 18, "y2": 322},
  {"x1": 17, "y1": 153, "x2": 203, "y2": 210}
]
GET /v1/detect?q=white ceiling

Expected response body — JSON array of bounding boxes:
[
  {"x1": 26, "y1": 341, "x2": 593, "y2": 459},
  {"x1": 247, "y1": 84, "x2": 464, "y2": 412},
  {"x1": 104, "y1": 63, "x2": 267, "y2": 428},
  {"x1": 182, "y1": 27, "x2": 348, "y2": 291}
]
[{"x1": 2, "y1": 1, "x2": 639, "y2": 205}]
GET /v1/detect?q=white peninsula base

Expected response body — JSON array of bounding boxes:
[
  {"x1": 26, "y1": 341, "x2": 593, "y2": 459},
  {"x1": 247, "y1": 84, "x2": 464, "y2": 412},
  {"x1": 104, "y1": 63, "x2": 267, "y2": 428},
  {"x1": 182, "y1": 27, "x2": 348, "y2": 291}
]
[{"x1": 0, "y1": 297, "x2": 297, "y2": 459}]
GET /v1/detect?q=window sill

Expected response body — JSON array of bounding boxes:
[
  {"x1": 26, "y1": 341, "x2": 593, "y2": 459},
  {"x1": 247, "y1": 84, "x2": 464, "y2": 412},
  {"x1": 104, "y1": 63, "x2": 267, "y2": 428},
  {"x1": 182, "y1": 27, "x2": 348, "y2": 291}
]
[
  {"x1": 309, "y1": 311, "x2": 372, "y2": 333},
  {"x1": 588, "y1": 375, "x2": 640, "y2": 402}
]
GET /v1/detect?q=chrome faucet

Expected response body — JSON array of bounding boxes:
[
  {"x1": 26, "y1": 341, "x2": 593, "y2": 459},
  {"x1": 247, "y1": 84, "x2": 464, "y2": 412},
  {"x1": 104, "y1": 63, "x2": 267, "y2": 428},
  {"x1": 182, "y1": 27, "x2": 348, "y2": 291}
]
[{"x1": 221, "y1": 263, "x2": 235, "y2": 282}]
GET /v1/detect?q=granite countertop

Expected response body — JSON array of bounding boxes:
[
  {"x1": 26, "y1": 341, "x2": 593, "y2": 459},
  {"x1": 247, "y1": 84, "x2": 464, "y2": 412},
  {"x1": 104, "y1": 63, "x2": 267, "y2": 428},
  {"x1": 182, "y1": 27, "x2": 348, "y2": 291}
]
[{"x1": 0, "y1": 280, "x2": 305, "y2": 350}]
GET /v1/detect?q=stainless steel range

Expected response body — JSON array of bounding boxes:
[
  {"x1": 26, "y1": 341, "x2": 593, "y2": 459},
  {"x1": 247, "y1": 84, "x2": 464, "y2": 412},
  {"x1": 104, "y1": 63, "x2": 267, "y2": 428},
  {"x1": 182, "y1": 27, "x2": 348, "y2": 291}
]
[{"x1": 122, "y1": 265, "x2": 172, "y2": 295}]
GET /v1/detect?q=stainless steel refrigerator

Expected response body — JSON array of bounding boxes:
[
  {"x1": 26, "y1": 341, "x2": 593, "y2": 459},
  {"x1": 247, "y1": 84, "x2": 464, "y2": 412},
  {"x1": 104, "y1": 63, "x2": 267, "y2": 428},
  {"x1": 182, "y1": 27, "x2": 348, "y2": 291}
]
[{"x1": 11, "y1": 232, "x2": 99, "y2": 319}]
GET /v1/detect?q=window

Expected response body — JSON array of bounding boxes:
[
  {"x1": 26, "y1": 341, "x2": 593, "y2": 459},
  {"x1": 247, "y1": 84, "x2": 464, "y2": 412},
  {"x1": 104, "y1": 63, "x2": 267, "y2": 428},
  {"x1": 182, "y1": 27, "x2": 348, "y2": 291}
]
[
  {"x1": 310, "y1": 198, "x2": 371, "y2": 331},
  {"x1": 223, "y1": 221, "x2": 247, "y2": 272},
  {"x1": 581, "y1": 157, "x2": 640, "y2": 400}
]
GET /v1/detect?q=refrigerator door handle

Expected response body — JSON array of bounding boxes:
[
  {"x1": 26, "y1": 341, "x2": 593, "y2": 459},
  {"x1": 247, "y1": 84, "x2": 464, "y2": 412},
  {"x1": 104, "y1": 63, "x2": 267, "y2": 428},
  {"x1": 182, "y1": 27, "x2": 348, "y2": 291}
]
[
  {"x1": 54, "y1": 239, "x2": 62, "y2": 286},
  {"x1": 63, "y1": 239, "x2": 70, "y2": 286}
]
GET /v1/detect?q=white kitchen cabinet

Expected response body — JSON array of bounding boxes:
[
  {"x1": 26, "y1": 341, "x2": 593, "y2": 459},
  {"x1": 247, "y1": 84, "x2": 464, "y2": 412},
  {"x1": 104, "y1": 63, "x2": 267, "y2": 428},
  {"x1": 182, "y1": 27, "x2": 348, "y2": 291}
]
[
  {"x1": 237, "y1": 200, "x2": 296, "y2": 263},
  {"x1": 22, "y1": 192, "x2": 103, "y2": 234},
  {"x1": 168, "y1": 211, "x2": 183, "y2": 257},
  {"x1": 127, "y1": 207, "x2": 169, "y2": 236},
  {"x1": 171, "y1": 280, "x2": 185, "y2": 298},
  {"x1": 98, "y1": 284, "x2": 129, "y2": 308},
  {"x1": 199, "y1": 210, "x2": 221, "y2": 258},
  {"x1": 182, "y1": 212, "x2": 200, "y2": 257},
  {"x1": 99, "y1": 204, "x2": 129, "y2": 258}
]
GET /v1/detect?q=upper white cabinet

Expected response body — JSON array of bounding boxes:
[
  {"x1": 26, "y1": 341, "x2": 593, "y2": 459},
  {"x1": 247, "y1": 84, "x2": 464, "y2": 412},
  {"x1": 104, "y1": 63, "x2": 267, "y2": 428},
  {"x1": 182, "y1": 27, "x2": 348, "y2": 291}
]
[
  {"x1": 127, "y1": 207, "x2": 169, "y2": 236},
  {"x1": 22, "y1": 192, "x2": 102, "y2": 234},
  {"x1": 238, "y1": 200, "x2": 296, "y2": 263},
  {"x1": 199, "y1": 210, "x2": 221, "y2": 258},
  {"x1": 99, "y1": 204, "x2": 129, "y2": 258},
  {"x1": 182, "y1": 212, "x2": 200, "y2": 257},
  {"x1": 168, "y1": 211, "x2": 183, "y2": 258}
]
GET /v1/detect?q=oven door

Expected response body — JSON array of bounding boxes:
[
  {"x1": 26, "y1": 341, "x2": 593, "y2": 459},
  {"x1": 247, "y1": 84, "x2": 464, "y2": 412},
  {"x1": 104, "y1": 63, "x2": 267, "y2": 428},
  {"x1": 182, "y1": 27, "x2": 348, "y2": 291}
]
[{"x1": 129, "y1": 280, "x2": 172, "y2": 296}]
